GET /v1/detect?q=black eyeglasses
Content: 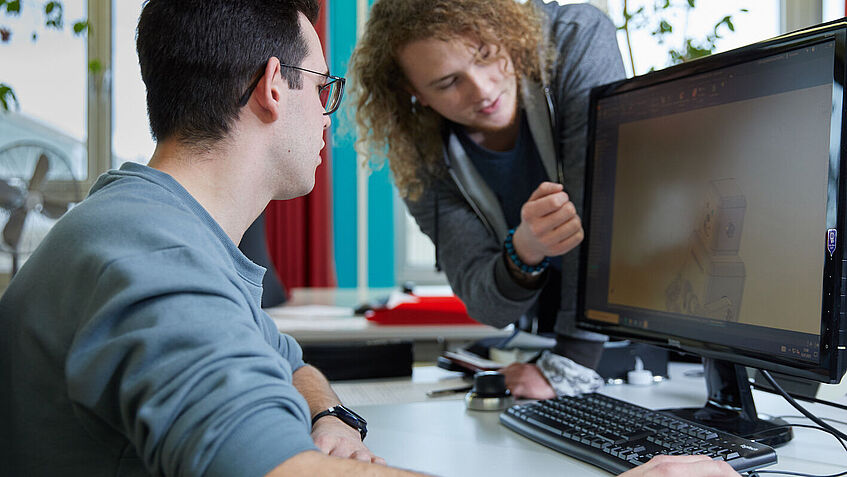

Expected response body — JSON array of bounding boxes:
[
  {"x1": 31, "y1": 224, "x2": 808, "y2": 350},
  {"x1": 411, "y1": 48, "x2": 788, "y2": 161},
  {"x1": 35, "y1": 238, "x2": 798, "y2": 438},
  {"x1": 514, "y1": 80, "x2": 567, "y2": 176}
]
[{"x1": 238, "y1": 63, "x2": 345, "y2": 115}]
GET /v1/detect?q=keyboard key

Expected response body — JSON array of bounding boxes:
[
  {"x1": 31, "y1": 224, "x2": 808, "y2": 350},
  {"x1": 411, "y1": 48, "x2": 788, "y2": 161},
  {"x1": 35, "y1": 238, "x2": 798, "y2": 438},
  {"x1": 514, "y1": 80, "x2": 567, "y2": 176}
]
[{"x1": 526, "y1": 416, "x2": 565, "y2": 436}]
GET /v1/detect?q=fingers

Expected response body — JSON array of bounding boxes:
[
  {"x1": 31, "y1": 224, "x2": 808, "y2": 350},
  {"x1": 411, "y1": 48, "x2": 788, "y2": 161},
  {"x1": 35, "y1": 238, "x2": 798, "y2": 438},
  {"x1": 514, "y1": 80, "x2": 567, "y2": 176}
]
[
  {"x1": 523, "y1": 198, "x2": 577, "y2": 233},
  {"x1": 638, "y1": 455, "x2": 711, "y2": 469},
  {"x1": 537, "y1": 207, "x2": 581, "y2": 240},
  {"x1": 501, "y1": 363, "x2": 526, "y2": 387},
  {"x1": 312, "y1": 420, "x2": 381, "y2": 464},
  {"x1": 548, "y1": 218, "x2": 584, "y2": 256},
  {"x1": 512, "y1": 182, "x2": 582, "y2": 263},
  {"x1": 348, "y1": 449, "x2": 380, "y2": 463},
  {"x1": 319, "y1": 436, "x2": 384, "y2": 464},
  {"x1": 622, "y1": 455, "x2": 740, "y2": 477},
  {"x1": 523, "y1": 211, "x2": 583, "y2": 257},
  {"x1": 522, "y1": 189, "x2": 573, "y2": 221},
  {"x1": 501, "y1": 363, "x2": 556, "y2": 400},
  {"x1": 527, "y1": 181, "x2": 564, "y2": 202}
]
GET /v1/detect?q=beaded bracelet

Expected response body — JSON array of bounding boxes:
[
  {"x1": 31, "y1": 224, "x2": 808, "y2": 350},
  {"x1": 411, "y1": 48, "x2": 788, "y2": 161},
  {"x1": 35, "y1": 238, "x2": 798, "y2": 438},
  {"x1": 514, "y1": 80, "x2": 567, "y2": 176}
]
[{"x1": 504, "y1": 228, "x2": 550, "y2": 276}]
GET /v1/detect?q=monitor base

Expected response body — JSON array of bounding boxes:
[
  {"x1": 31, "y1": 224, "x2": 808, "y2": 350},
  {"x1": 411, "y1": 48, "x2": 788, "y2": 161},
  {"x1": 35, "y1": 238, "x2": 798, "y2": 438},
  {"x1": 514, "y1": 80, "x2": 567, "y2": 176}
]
[
  {"x1": 661, "y1": 358, "x2": 793, "y2": 447},
  {"x1": 663, "y1": 406, "x2": 793, "y2": 447}
]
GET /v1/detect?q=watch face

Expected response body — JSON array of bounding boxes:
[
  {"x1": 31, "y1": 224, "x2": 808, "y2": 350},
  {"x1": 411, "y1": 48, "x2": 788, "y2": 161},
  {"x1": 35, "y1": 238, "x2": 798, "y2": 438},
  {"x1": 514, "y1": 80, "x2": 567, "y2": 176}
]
[
  {"x1": 332, "y1": 405, "x2": 367, "y2": 440},
  {"x1": 333, "y1": 405, "x2": 368, "y2": 429},
  {"x1": 336, "y1": 405, "x2": 366, "y2": 425}
]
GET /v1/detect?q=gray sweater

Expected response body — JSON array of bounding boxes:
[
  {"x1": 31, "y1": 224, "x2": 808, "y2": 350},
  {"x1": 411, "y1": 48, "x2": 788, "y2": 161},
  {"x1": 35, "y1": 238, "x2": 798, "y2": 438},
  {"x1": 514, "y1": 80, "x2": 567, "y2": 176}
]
[
  {"x1": 405, "y1": 2, "x2": 626, "y2": 338},
  {"x1": 0, "y1": 163, "x2": 317, "y2": 476}
]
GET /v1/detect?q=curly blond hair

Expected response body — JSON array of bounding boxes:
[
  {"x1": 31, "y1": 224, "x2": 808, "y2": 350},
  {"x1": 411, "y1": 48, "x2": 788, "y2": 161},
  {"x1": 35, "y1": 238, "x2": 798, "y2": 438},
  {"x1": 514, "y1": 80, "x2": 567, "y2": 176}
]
[{"x1": 348, "y1": 0, "x2": 550, "y2": 200}]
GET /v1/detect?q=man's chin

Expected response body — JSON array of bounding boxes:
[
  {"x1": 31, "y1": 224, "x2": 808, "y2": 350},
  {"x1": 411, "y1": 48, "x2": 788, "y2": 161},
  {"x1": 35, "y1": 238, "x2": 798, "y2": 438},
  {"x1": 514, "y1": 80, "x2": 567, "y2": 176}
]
[
  {"x1": 272, "y1": 182, "x2": 316, "y2": 201},
  {"x1": 474, "y1": 106, "x2": 518, "y2": 134}
]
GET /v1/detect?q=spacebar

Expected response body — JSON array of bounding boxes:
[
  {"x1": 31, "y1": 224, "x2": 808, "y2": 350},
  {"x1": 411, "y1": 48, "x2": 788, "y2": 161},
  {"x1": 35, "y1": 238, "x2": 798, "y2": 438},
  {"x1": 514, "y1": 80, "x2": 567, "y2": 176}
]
[{"x1": 526, "y1": 416, "x2": 566, "y2": 436}]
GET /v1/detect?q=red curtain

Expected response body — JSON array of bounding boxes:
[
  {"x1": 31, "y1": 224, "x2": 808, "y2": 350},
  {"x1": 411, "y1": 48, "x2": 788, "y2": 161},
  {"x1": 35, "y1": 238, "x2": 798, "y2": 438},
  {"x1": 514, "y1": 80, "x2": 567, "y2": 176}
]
[{"x1": 264, "y1": 0, "x2": 337, "y2": 290}]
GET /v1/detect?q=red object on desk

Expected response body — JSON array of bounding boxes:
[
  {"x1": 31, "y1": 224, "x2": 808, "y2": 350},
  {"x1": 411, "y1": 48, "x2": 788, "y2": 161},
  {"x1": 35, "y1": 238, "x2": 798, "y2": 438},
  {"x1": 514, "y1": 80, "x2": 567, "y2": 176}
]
[{"x1": 364, "y1": 295, "x2": 482, "y2": 325}]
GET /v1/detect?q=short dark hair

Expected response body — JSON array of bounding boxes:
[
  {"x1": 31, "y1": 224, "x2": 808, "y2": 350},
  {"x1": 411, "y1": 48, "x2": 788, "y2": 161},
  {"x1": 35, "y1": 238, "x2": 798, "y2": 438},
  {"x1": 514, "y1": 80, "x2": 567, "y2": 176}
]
[{"x1": 136, "y1": 0, "x2": 320, "y2": 145}]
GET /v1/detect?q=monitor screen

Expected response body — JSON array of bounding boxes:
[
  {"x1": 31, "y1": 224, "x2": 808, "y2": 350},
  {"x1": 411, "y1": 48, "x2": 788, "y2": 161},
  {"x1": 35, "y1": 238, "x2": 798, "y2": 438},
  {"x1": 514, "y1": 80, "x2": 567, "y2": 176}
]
[{"x1": 580, "y1": 23, "x2": 847, "y2": 386}]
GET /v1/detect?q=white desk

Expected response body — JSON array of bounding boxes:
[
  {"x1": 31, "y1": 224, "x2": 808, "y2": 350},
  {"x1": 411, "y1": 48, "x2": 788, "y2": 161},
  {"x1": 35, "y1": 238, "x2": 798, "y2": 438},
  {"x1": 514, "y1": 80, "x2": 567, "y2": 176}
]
[
  {"x1": 344, "y1": 363, "x2": 847, "y2": 476},
  {"x1": 267, "y1": 288, "x2": 512, "y2": 360}
]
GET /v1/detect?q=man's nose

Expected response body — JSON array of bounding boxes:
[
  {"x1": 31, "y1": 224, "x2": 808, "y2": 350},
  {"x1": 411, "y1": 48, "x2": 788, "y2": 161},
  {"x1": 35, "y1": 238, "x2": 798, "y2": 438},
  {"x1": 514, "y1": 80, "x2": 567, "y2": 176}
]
[{"x1": 467, "y1": 69, "x2": 496, "y2": 101}]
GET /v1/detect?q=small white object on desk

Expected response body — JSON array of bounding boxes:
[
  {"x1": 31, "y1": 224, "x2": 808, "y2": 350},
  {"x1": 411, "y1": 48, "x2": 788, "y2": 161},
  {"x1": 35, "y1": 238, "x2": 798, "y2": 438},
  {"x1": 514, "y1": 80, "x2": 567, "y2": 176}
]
[{"x1": 627, "y1": 356, "x2": 654, "y2": 386}]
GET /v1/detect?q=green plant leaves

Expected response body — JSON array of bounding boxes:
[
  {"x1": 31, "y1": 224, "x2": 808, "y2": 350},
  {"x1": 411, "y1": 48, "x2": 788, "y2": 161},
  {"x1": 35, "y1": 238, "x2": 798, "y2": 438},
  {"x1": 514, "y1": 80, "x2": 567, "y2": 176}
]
[
  {"x1": 4, "y1": 0, "x2": 21, "y2": 15},
  {"x1": 619, "y1": 1, "x2": 749, "y2": 70},
  {"x1": 2, "y1": 0, "x2": 91, "y2": 110},
  {"x1": 0, "y1": 83, "x2": 18, "y2": 111},
  {"x1": 72, "y1": 20, "x2": 88, "y2": 36},
  {"x1": 88, "y1": 59, "x2": 103, "y2": 75},
  {"x1": 44, "y1": 1, "x2": 63, "y2": 29}
]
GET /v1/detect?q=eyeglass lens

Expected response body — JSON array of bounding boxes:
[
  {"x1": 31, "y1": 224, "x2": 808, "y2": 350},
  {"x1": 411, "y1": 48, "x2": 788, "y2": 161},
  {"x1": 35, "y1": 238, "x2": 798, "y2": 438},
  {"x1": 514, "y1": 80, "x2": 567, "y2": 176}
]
[{"x1": 319, "y1": 81, "x2": 340, "y2": 114}]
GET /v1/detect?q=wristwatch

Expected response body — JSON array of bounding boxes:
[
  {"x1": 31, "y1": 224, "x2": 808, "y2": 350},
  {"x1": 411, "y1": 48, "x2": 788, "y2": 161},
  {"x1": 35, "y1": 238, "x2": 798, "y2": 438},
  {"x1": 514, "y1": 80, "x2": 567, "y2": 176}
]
[{"x1": 311, "y1": 404, "x2": 368, "y2": 441}]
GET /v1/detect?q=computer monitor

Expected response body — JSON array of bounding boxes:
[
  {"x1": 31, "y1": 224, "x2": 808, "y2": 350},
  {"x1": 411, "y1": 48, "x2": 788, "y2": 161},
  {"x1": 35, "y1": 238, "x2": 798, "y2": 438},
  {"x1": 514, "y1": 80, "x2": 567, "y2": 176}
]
[{"x1": 579, "y1": 19, "x2": 847, "y2": 447}]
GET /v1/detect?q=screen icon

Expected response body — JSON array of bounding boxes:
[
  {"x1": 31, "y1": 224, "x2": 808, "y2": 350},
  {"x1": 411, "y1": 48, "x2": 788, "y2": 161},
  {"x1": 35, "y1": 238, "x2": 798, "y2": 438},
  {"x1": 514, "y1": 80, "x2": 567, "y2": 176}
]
[{"x1": 827, "y1": 228, "x2": 837, "y2": 257}]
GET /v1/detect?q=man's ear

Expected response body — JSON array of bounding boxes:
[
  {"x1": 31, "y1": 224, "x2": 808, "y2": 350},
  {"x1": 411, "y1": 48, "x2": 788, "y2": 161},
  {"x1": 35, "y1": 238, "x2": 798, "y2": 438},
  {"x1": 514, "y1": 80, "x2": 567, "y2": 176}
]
[{"x1": 254, "y1": 57, "x2": 283, "y2": 121}]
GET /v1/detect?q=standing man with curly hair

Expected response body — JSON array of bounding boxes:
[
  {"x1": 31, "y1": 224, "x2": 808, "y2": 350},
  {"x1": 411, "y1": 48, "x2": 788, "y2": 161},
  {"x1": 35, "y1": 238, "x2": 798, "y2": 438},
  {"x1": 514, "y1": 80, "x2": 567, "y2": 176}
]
[{"x1": 350, "y1": 0, "x2": 623, "y2": 400}]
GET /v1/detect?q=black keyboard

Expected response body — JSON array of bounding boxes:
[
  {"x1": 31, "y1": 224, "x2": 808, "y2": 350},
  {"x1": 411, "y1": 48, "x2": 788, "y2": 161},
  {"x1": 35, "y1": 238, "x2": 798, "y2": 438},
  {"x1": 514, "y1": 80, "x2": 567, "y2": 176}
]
[{"x1": 500, "y1": 393, "x2": 777, "y2": 474}]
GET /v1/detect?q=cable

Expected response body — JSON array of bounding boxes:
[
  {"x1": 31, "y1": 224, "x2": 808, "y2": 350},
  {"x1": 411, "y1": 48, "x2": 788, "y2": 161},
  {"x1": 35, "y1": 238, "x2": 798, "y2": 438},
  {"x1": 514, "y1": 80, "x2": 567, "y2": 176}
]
[
  {"x1": 775, "y1": 415, "x2": 847, "y2": 428},
  {"x1": 750, "y1": 380, "x2": 847, "y2": 412},
  {"x1": 745, "y1": 372, "x2": 847, "y2": 477},
  {"x1": 746, "y1": 423, "x2": 847, "y2": 476},
  {"x1": 747, "y1": 424, "x2": 847, "y2": 454},
  {"x1": 746, "y1": 466, "x2": 847, "y2": 476},
  {"x1": 759, "y1": 370, "x2": 847, "y2": 442}
]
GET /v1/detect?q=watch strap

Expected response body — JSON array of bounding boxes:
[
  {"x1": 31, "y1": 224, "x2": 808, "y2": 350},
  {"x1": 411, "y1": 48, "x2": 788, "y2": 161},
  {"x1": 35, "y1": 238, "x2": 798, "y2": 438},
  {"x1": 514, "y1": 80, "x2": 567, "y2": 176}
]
[
  {"x1": 311, "y1": 408, "x2": 338, "y2": 426},
  {"x1": 311, "y1": 405, "x2": 367, "y2": 441}
]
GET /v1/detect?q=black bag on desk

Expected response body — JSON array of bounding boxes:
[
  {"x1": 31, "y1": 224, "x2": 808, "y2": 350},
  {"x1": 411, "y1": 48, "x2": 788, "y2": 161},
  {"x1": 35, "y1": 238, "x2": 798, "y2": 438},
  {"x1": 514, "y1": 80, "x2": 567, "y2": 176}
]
[{"x1": 302, "y1": 340, "x2": 413, "y2": 381}]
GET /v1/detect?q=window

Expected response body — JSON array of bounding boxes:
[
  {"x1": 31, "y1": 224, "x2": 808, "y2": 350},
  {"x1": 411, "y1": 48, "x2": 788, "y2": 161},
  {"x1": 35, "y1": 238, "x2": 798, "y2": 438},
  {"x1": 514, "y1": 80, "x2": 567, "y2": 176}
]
[
  {"x1": 0, "y1": 0, "x2": 88, "y2": 179},
  {"x1": 822, "y1": 0, "x2": 845, "y2": 22},
  {"x1": 606, "y1": 1, "x2": 780, "y2": 77},
  {"x1": 113, "y1": 0, "x2": 153, "y2": 168},
  {"x1": 395, "y1": 200, "x2": 445, "y2": 285},
  {"x1": 0, "y1": 0, "x2": 89, "y2": 281}
]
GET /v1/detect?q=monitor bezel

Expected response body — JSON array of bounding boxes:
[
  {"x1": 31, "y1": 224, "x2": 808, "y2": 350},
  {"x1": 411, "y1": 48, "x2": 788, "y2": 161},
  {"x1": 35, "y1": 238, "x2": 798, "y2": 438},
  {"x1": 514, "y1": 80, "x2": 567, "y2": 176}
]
[{"x1": 579, "y1": 20, "x2": 847, "y2": 384}]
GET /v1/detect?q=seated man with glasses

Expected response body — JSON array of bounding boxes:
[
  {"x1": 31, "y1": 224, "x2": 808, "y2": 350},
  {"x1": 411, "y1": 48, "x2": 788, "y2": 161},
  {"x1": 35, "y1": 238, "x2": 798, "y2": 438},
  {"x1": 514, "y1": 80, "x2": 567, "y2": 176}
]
[{"x1": 0, "y1": 1, "x2": 420, "y2": 476}]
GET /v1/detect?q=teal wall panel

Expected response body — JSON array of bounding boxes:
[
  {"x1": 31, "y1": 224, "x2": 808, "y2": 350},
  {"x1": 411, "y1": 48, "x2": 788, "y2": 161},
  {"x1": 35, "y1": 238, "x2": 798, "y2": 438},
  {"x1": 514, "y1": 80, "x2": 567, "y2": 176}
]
[
  {"x1": 368, "y1": 166, "x2": 395, "y2": 287},
  {"x1": 329, "y1": 0, "x2": 395, "y2": 288},
  {"x1": 329, "y1": 0, "x2": 358, "y2": 288}
]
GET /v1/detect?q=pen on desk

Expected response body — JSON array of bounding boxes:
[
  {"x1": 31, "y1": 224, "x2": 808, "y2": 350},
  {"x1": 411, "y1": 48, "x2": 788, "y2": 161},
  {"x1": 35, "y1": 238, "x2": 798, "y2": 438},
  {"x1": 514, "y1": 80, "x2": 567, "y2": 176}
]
[{"x1": 426, "y1": 384, "x2": 473, "y2": 398}]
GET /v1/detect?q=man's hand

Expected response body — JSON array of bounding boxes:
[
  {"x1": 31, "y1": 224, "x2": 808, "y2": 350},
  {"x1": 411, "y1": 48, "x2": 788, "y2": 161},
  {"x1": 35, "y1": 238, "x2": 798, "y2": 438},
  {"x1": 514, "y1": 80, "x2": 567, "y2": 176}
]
[
  {"x1": 512, "y1": 182, "x2": 583, "y2": 265},
  {"x1": 501, "y1": 362, "x2": 556, "y2": 400},
  {"x1": 619, "y1": 455, "x2": 740, "y2": 477},
  {"x1": 311, "y1": 415, "x2": 386, "y2": 465},
  {"x1": 292, "y1": 365, "x2": 386, "y2": 465}
]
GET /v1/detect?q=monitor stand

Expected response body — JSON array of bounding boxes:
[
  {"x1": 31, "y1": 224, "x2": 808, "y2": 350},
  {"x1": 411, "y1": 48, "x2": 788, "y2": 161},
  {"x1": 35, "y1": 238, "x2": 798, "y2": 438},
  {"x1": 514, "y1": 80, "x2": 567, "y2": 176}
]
[{"x1": 661, "y1": 358, "x2": 793, "y2": 447}]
